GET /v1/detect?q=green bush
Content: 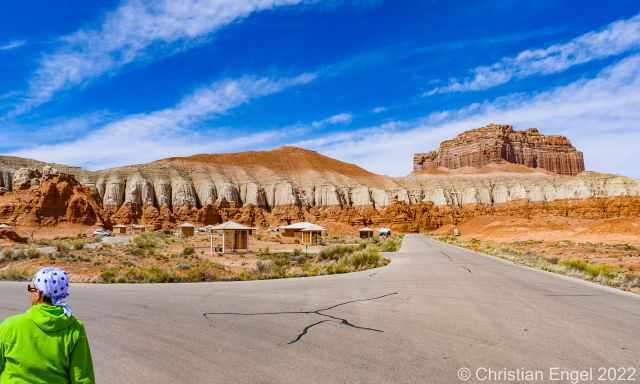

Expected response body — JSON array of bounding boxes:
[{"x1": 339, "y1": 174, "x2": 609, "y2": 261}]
[
  {"x1": 560, "y1": 258, "x2": 616, "y2": 278},
  {"x1": 55, "y1": 241, "x2": 70, "y2": 252},
  {"x1": 182, "y1": 246, "x2": 195, "y2": 256},
  {"x1": 372, "y1": 235, "x2": 403, "y2": 252},
  {"x1": 319, "y1": 245, "x2": 359, "y2": 261},
  {"x1": 324, "y1": 244, "x2": 388, "y2": 275},
  {"x1": 25, "y1": 247, "x2": 42, "y2": 259},
  {"x1": 133, "y1": 233, "x2": 160, "y2": 248},
  {"x1": 0, "y1": 267, "x2": 32, "y2": 281},
  {"x1": 0, "y1": 248, "x2": 13, "y2": 262},
  {"x1": 100, "y1": 268, "x2": 118, "y2": 283},
  {"x1": 128, "y1": 233, "x2": 163, "y2": 257}
]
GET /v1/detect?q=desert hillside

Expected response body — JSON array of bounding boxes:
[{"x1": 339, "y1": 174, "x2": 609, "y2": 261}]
[{"x1": 0, "y1": 124, "x2": 638, "y2": 234}]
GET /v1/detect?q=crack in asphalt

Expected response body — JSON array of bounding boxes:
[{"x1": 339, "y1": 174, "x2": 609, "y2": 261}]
[
  {"x1": 440, "y1": 251, "x2": 453, "y2": 262},
  {"x1": 203, "y1": 292, "x2": 398, "y2": 344}
]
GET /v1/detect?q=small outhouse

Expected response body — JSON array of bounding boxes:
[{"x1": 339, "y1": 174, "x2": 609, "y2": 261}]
[
  {"x1": 132, "y1": 224, "x2": 146, "y2": 235},
  {"x1": 178, "y1": 223, "x2": 196, "y2": 238},
  {"x1": 301, "y1": 224, "x2": 325, "y2": 245},
  {"x1": 113, "y1": 224, "x2": 127, "y2": 235},
  {"x1": 359, "y1": 227, "x2": 374, "y2": 239},
  {"x1": 210, "y1": 221, "x2": 254, "y2": 253}
]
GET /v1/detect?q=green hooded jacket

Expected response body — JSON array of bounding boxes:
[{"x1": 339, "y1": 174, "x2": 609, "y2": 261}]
[{"x1": 0, "y1": 304, "x2": 95, "y2": 384}]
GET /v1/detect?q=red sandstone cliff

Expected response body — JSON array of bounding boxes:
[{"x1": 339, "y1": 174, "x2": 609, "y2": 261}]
[
  {"x1": 413, "y1": 124, "x2": 585, "y2": 175},
  {"x1": 0, "y1": 173, "x2": 108, "y2": 227}
]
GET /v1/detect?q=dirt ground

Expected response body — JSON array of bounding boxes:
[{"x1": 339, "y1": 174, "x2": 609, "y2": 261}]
[
  {"x1": 432, "y1": 216, "x2": 640, "y2": 246},
  {"x1": 432, "y1": 215, "x2": 640, "y2": 293},
  {"x1": 0, "y1": 227, "x2": 377, "y2": 283}
]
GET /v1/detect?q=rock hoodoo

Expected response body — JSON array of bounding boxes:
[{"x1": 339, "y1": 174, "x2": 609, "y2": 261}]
[{"x1": 413, "y1": 124, "x2": 585, "y2": 175}]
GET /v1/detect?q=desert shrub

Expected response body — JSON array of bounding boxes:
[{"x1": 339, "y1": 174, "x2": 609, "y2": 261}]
[
  {"x1": 292, "y1": 255, "x2": 306, "y2": 265},
  {"x1": 256, "y1": 259, "x2": 274, "y2": 273},
  {"x1": 55, "y1": 241, "x2": 70, "y2": 252},
  {"x1": 177, "y1": 263, "x2": 192, "y2": 270},
  {"x1": 546, "y1": 256, "x2": 560, "y2": 265},
  {"x1": 560, "y1": 258, "x2": 616, "y2": 278},
  {"x1": 319, "y1": 245, "x2": 358, "y2": 261},
  {"x1": 622, "y1": 274, "x2": 640, "y2": 289},
  {"x1": 71, "y1": 240, "x2": 86, "y2": 250},
  {"x1": 0, "y1": 248, "x2": 13, "y2": 262},
  {"x1": 100, "y1": 268, "x2": 118, "y2": 283},
  {"x1": 561, "y1": 258, "x2": 588, "y2": 272},
  {"x1": 182, "y1": 246, "x2": 195, "y2": 256},
  {"x1": 128, "y1": 233, "x2": 163, "y2": 257},
  {"x1": 12, "y1": 249, "x2": 26, "y2": 261},
  {"x1": 25, "y1": 247, "x2": 42, "y2": 259},
  {"x1": 584, "y1": 263, "x2": 616, "y2": 279},
  {"x1": 181, "y1": 261, "x2": 224, "y2": 282},
  {"x1": 379, "y1": 236, "x2": 402, "y2": 252},
  {"x1": 324, "y1": 244, "x2": 388, "y2": 275},
  {"x1": 0, "y1": 267, "x2": 32, "y2": 281},
  {"x1": 133, "y1": 233, "x2": 161, "y2": 249}
]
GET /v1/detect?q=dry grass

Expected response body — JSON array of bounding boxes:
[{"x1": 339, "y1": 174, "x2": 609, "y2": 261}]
[
  {"x1": 437, "y1": 236, "x2": 640, "y2": 293},
  {"x1": 0, "y1": 232, "x2": 392, "y2": 283}
]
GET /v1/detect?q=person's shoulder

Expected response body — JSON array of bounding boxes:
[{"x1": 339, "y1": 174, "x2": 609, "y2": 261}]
[
  {"x1": 0, "y1": 313, "x2": 29, "y2": 334},
  {"x1": 1, "y1": 313, "x2": 29, "y2": 327},
  {"x1": 67, "y1": 316, "x2": 88, "y2": 335}
]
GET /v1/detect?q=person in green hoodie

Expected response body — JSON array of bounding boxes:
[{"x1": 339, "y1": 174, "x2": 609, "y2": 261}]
[{"x1": 0, "y1": 267, "x2": 95, "y2": 384}]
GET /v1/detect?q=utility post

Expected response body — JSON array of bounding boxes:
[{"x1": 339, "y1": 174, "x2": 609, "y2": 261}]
[{"x1": 209, "y1": 227, "x2": 214, "y2": 256}]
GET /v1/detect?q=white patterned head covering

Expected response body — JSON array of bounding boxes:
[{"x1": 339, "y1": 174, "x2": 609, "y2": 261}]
[{"x1": 33, "y1": 267, "x2": 72, "y2": 317}]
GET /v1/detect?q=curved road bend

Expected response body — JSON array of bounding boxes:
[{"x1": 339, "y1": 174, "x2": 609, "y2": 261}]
[{"x1": 1, "y1": 234, "x2": 638, "y2": 383}]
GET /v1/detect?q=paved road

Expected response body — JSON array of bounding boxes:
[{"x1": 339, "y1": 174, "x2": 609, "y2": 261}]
[{"x1": 1, "y1": 234, "x2": 638, "y2": 383}]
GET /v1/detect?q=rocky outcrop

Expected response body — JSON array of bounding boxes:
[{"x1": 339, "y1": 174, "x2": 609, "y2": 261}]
[
  {"x1": 413, "y1": 124, "x2": 585, "y2": 175},
  {"x1": 0, "y1": 229, "x2": 28, "y2": 243},
  {"x1": 0, "y1": 137, "x2": 637, "y2": 233},
  {"x1": 0, "y1": 172, "x2": 108, "y2": 227}
]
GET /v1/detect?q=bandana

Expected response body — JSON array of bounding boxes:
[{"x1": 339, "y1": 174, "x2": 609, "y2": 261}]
[{"x1": 33, "y1": 267, "x2": 72, "y2": 317}]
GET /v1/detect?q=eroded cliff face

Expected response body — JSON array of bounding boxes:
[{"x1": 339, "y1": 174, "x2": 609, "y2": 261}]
[
  {"x1": 0, "y1": 144, "x2": 637, "y2": 232},
  {"x1": 413, "y1": 124, "x2": 585, "y2": 175},
  {"x1": 0, "y1": 171, "x2": 108, "y2": 227}
]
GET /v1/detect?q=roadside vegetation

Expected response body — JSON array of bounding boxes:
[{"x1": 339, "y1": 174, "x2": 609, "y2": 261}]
[
  {"x1": 437, "y1": 236, "x2": 640, "y2": 293},
  {"x1": 0, "y1": 232, "x2": 401, "y2": 284}
]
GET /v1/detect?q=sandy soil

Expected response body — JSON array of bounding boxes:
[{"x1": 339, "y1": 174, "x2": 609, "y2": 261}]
[{"x1": 433, "y1": 216, "x2": 640, "y2": 246}]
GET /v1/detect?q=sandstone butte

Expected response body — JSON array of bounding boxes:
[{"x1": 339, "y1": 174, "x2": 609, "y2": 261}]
[
  {"x1": 413, "y1": 123, "x2": 585, "y2": 175},
  {"x1": 0, "y1": 126, "x2": 639, "y2": 233}
]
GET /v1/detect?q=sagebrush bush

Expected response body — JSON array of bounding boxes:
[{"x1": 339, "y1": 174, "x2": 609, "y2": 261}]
[
  {"x1": 319, "y1": 245, "x2": 358, "y2": 261},
  {"x1": 0, "y1": 267, "x2": 32, "y2": 281}
]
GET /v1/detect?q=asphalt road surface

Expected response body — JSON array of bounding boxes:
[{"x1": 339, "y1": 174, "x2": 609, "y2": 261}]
[{"x1": 1, "y1": 234, "x2": 638, "y2": 383}]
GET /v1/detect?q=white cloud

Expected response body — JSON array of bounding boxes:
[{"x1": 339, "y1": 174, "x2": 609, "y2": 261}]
[
  {"x1": 304, "y1": 54, "x2": 640, "y2": 178},
  {"x1": 9, "y1": 0, "x2": 306, "y2": 117},
  {"x1": 11, "y1": 73, "x2": 315, "y2": 169},
  {"x1": 372, "y1": 106, "x2": 386, "y2": 114},
  {"x1": 0, "y1": 40, "x2": 26, "y2": 51},
  {"x1": 427, "y1": 13, "x2": 640, "y2": 95},
  {"x1": 311, "y1": 112, "x2": 352, "y2": 127}
]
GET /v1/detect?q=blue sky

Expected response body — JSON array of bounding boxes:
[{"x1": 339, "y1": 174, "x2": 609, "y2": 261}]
[{"x1": 1, "y1": 1, "x2": 639, "y2": 177}]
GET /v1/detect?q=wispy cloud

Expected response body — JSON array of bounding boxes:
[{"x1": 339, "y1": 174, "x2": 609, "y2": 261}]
[
  {"x1": 8, "y1": 0, "x2": 308, "y2": 117},
  {"x1": 426, "y1": 13, "x2": 640, "y2": 95},
  {"x1": 311, "y1": 112, "x2": 352, "y2": 127},
  {"x1": 304, "y1": 55, "x2": 640, "y2": 178},
  {"x1": 11, "y1": 73, "x2": 315, "y2": 169},
  {"x1": 0, "y1": 40, "x2": 26, "y2": 51},
  {"x1": 372, "y1": 106, "x2": 386, "y2": 114}
]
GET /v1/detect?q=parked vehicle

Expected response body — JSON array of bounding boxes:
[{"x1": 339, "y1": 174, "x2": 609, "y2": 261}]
[{"x1": 93, "y1": 228, "x2": 113, "y2": 237}]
